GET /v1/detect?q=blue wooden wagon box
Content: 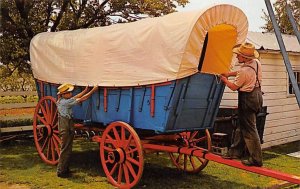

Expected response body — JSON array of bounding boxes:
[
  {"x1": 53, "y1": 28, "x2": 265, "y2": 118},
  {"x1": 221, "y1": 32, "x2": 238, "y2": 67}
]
[{"x1": 36, "y1": 72, "x2": 224, "y2": 134}]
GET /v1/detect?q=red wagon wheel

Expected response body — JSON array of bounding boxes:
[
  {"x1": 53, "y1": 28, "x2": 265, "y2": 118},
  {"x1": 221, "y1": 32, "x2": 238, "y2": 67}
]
[
  {"x1": 100, "y1": 121, "x2": 144, "y2": 189},
  {"x1": 169, "y1": 129, "x2": 211, "y2": 173},
  {"x1": 33, "y1": 96, "x2": 60, "y2": 165}
]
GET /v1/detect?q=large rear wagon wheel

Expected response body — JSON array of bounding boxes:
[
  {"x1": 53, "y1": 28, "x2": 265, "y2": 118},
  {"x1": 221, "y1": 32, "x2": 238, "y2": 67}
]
[
  {"x1": 169, "y1": 129, "x2": 211, "y2": 173},
  {"x1": 100, "y1": 121, "x2": 144, "y2": 189},
  {"x1": 33, "y1": 96, "x2": 60, "y2": 165}
]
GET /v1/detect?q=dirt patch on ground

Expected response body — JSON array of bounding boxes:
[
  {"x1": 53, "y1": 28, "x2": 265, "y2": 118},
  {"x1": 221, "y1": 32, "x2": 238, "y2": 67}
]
[{"x1": 0, "y1": 108, "x2": 35, "y2": 117}]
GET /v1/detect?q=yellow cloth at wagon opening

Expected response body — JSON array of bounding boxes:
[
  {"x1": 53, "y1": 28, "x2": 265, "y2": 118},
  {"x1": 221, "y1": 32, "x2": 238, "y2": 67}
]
[{"x1": 30, "y1": 4, "x2": 248, "y2": 87}]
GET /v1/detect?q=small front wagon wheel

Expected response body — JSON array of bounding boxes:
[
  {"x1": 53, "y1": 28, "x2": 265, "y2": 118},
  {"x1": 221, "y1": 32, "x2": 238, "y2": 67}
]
[
  {"x1": 100, "y1": 121, "x2": 144, "y2": 189},
  {"x1": 33, "y1": 96, "x2": 60, "y2": 165},
  {"x1": 169, "y1": 129, "x2": 211, "y2": 173}
]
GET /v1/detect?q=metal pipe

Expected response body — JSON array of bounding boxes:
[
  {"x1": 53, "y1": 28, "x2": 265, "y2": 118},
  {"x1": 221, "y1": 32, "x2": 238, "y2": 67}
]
[{"x1": 265, "y1": 0, "x2": 300, "y2": 107}]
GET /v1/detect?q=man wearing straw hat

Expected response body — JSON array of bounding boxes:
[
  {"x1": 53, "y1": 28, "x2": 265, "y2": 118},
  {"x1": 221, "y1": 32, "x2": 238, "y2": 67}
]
[
  {"x1": 56, "y1": 84, "x2": 98, "y2": 177},
  {"x1": 220, "y1": 42, "x2": 263, "y2": 167}
]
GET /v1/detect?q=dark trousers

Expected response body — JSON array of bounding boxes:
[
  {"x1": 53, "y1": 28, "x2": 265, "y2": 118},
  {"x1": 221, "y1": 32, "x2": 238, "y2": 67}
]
[
  {"x1": 57, "y1": 116, "x2": 74, "y2": 174},
  {"x1": 230, "y1": 88, "x2": 263, "y2": 164}
]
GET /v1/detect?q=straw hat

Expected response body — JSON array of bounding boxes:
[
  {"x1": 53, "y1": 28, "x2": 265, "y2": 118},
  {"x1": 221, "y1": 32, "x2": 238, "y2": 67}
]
[
  {"x1": 57, "y1": 83, "x2": 74, "y2": 95},
  {"x1": 232, "y1": 42, "x2": 259, "y2": 59}
]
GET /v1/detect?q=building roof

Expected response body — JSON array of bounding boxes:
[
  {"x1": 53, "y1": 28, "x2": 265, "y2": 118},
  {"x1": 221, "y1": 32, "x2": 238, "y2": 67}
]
[{"x1": 247, "y1": 31, "x2": 300, "y2": 53}]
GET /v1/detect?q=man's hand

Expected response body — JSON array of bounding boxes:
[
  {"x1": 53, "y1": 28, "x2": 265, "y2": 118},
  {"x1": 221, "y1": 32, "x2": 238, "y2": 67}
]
[
  {"x1": 83, "y1": 86, "x2": 89, "y2": 92},
  {"x1": 90, "y1": 86, "x2": 98, "y2": 92},
  {"x1": 221, "y1": 73, "x2": 230, "y2": 78},
  {"x1": 220, "y1": 75, "x2": 228, "y2": 84}
]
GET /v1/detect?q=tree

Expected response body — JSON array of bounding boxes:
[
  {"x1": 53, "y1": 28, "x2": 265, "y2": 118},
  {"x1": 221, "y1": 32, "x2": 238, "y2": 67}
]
[
  {"x1": 0, "y1": 0, "x2": 189, "y2": 79},
  {"x1": 261, "y1": 0, "x2": 300, "y2": 35},
  {"x1": 0, "y1": 66, "x2": 35, "y2": 92}
]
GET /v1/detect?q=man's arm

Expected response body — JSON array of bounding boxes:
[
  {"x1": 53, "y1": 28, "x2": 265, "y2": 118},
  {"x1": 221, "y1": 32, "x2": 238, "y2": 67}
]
[
  {"x1": 222, "y1": 71, "x2": 237, "y2": 78},
  {"x1": 77, "y1": 86, "x2": 98, "y2": 103},
  {"x1": 220, "y1": 75, "x2": 240, "y2": 91},
  {"x1": 73, "y1": 86, "x2": 89, "y2": 99}
]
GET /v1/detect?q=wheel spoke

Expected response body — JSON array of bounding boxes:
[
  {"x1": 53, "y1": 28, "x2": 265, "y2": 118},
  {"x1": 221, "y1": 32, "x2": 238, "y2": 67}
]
[
  {"x1": 46, "y1": 138, "x2": 51, "y2": 159},
  {"x1": 127, "y1": 157, "x2": 140, "y2": 166},
  {"x1": 124, "y1": 134, "x2": 133, "y2": 150},
  {"x1": 121, "y1": 126, "x2": 125, "y2": 142},
  {"x1": 125, "y1": 160, "x2": 137, "y2": 179},
  {"x1": 190, "y1": 156, "x2": 196, "y2": 170},
  {"x1": 184, "y1": 154, "x2": 187, "y2": 170},
  {"x1": 193, "y1": 136, "x2": 207, "y2": 143},
  {"x1": 190, "y1": 131, "x2": 199, "y2": 141},
  {"x1": 176, "y1": 153, "x2": 183, "y2": 163},
  {"x1": 105, "y1": 135, "x2": 118, "y2": 149},
  {"x1": 109, "y1": 163, "x2": 118, "y2": 175},
  {"x1": 126, "y1": 147, "x2": 138, "y2": 155},
  {"x1": 117, "y1": 163, "x2": 123, "y2": 184},
  {"x1": 198, "y1": 157, "x2": 205, "y2": 164},
  {"x1": 50, "y1": 100, "x2": 54, "y2": 123},
  {"x1": 41, "y1": 137, "x2": 49, "y2": 152},
  {"x1": 52, "y1": 123, "x2": 58, "y2": 130},
  {"x1": 53, "y1": 133, "x2": 61, "y2": 144},
  {"x1": 51, "y1": 138, "x2": 55, "y2": 161},
  {"x1": 39, "y1": 102, "x2": 49, "y2": 123},
  {"x1": 51, "y1": 109, "x2": 58, "y2": 126},
  {"x1": 37, "y1": 114, "x2": 48, "y2": 126},
  {"x1": 52, "y1": 137, "x2": 60, "y2": 155},
  {"x1": 123, "y1": 164, "x2": 130, "y2": 185},
  {"x1": 103, "y1": 145, "x2": 114, "y2": 152},
  {"x1": 38, "y1": 135, "x2": 44, "y2": 142},
  {"x1": 44, "y1": 100, "x2": 51, "y2": 122},
  {"x1": 112, "y1": 127, "x2": 121, "y2": 146}
]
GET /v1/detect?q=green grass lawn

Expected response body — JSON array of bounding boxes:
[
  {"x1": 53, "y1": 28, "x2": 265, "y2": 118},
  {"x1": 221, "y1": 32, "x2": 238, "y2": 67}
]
[{"x1": 0, "y1": 139, "x2": 299, "y2": 189}]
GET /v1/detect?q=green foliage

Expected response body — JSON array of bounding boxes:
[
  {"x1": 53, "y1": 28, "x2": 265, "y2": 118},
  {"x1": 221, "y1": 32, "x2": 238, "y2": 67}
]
[
  {"x1": 0, "y1": 66, "x2": 36, "y2": 92},
  {"x1": 262, "y1": 0, "x2": 300, "y2": 34},
  {"x1": 0, "y1": 0, "x2": 189, "y2": 78}
]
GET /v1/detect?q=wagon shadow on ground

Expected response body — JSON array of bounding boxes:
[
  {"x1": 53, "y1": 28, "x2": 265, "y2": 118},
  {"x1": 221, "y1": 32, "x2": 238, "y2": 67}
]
[
  {"x1": 70, "y1": 140, "x2": 254, "y2": 189},
  {"x1": 138, "y1": 163, "x2": 252, "y2": 189}
]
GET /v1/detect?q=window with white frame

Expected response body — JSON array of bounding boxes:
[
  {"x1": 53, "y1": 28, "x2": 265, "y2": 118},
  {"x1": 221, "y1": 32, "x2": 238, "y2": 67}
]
[{"x1": 288, "y1": 70, "x2": 300, "y2": 95}]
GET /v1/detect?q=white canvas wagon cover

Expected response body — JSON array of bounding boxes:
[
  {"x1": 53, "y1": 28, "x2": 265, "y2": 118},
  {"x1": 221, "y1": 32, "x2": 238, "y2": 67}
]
[{"x1": 30, "y1": 4, "x2": 248, "y2": 87}]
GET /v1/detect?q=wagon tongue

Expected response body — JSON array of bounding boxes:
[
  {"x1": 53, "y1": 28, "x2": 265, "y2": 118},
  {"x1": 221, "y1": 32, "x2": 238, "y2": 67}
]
[{"x1": 143, "y1": 143, "x2": 300, "y2": 184}]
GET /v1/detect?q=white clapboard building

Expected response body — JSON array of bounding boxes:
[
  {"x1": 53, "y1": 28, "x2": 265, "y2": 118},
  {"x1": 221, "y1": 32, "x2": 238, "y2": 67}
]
[{"x1": 220, "y1": 31, "x2": 300, "y2": 148}]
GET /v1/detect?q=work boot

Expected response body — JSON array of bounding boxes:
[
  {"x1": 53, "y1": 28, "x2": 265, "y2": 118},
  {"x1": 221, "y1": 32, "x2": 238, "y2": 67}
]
[
  {"x1": 222, "y1": 153, "x2": 240, "y2": 159},
  {"x1": 241, "y1": 159, "x2": 263, "y2": 167},
  {"x1": 222, "y1": 149, "x2": 240, "y2": 159},
  {"x1": 57, "y1": 170, "x2": 72, "y2": 178}
]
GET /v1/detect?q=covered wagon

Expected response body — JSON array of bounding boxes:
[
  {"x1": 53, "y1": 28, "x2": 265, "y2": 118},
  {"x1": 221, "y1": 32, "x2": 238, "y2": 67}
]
[{"x1": 29, "y1": 4, "x2": 300, "y2": 188}]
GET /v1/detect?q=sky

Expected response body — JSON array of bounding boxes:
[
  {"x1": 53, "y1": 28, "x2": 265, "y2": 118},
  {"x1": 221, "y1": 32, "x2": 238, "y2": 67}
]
[{"x1": 177, "y1": 0, "x2": 276, "y2": 32}]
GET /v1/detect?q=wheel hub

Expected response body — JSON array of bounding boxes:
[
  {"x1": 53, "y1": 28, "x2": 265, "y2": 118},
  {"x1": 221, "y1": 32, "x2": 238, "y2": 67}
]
[
  {"x1": 107, "y1": 148, "x2": 125, "y2": 164},
  {"x1": 46, "y1": 125, "x2": 53, "y2": 137}
]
